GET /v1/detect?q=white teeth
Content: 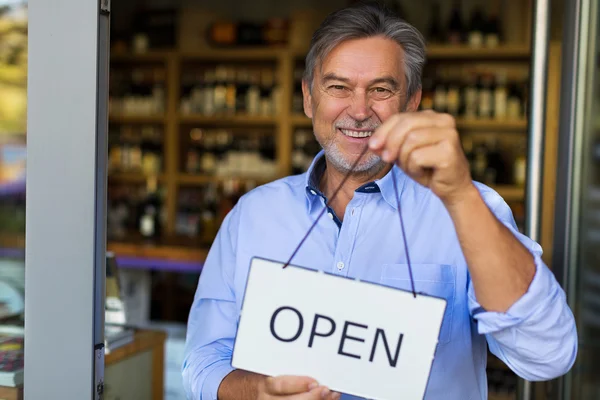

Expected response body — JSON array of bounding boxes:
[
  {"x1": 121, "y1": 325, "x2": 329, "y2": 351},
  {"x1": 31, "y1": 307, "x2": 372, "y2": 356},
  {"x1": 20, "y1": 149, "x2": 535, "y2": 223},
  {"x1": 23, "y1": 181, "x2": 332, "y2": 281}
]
[{"x1": 340, "y1": 129, "x2": 373, "y2": 138}]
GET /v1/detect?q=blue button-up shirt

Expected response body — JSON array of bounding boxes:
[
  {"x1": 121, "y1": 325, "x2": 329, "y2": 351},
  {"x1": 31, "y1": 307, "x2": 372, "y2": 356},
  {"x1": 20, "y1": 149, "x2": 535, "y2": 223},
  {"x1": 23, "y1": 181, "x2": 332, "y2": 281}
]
[{"x1": 183, "y1": 151, "x2": 577, "y2": 400}]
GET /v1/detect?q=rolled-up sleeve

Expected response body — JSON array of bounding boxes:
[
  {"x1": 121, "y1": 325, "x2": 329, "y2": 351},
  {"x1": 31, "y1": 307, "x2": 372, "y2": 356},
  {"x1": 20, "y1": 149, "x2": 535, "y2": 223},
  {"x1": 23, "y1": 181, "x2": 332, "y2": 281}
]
[
  {"x1": 182, "y1": 203, "x2": 241, "y2": 399},
  {"x1": 468, "y1": 188, "x2": 578, "y2": 381}
]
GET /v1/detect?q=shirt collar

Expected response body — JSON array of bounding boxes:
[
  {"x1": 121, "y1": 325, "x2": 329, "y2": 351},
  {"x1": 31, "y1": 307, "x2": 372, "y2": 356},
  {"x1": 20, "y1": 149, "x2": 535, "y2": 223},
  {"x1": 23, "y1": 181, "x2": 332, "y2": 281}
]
[
  {"x1": 304, "y1": 151, "x2": 407, "y2": 211},
  {"x1": 374, "y1": 163, "x2": 407, "y2": 210}
]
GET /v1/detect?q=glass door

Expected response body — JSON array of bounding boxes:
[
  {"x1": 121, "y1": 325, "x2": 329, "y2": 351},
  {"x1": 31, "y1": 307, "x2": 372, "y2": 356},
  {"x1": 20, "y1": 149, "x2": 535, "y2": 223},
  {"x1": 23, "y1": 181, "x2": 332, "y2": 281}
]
[{"x1": 552, "y1": 0, "x2": 600, "y2": 398}]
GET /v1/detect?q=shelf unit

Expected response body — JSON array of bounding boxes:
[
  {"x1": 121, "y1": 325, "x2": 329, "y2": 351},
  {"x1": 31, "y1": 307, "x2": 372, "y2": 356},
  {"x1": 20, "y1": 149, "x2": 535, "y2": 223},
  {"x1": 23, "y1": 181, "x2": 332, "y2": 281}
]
[{"x1": 108, "y1": 42, "x2": 564, "y2": 262}]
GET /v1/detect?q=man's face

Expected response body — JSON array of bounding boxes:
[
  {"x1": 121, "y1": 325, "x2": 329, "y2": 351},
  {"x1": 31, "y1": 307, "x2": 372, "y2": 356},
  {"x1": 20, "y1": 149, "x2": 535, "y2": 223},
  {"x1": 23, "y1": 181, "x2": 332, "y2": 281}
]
[{"x1": 302, "y1": 36, "x2": 421, "y2": 174}]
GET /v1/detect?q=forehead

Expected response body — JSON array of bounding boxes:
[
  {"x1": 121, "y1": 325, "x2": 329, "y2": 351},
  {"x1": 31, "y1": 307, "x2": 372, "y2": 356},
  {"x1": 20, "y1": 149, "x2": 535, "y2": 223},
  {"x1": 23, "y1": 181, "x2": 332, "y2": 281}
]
[{"x1": 318, "y1": 36, "x2": 405, "y2": 81}]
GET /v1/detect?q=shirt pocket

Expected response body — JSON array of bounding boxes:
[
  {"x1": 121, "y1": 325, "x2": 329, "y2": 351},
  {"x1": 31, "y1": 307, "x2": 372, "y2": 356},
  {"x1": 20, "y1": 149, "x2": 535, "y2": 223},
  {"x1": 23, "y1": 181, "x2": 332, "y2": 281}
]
[{"x1": 380, "y1": 263, "x2": 456, "y2": 345}]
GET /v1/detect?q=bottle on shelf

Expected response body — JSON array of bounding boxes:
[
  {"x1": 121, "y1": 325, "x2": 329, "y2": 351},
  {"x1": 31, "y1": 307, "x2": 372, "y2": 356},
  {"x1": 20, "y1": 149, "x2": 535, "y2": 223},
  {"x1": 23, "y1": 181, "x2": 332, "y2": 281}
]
[
  {"x1": 471, "y1": 141, "x2": 488, "y2": 182},
  {"x1": 447, "y1": 0, "x2": 464, "y2": 45},
  {"x1": 201, "y1": 184, "x2": 219, "y2": 243},
  {"x1": 494, "y1": 71, "x2": 508, "y2": 120},
  {"x1": 484, "y1": 137, "x2": 506, "y2": 185},
  {"x1": 213, "y1": 65, "x2": 228, "y2": 114},
  {"x1": 109, "y1": 66, "x2": 167, "y2": 116},
  {"x1": 462, "y1": 70, "x2": 479, "y2": 119},
  {"x1": 138, "y1": 177, "x2": 162, "y2": 240},
  {"x1": 246, "y1": 69, "x2": 261, "y2": 115},
  {"x1": 477, "y1": 73, "x2": 494, "y2": 119},
  {"x1": 462, "y1": 137, "x2": 474, "y2": 171},
  {"x1": 292, "y1": 64, "x2": 305, "y2": 114},
  {"x1": 225, "y1": 67, "x2": 237, "y2": 114},
  {"x1": 445, "y1": 71, "x2": 461, "y2": 116},
  {"x1": 203, "y1": 68, "x2": 216, "y2": 116},
  {"x1": 484, "y1": 9, "x2": 501, "y2": 48},
  {"x1": 506, "y1": 82, "x2": 523, "y2": 119},
  {"x1": 175, "y1": 188, "x2": 202, "y2": 238},
  {"x1": 236, "y1": 68, "x2": 250, "y2": 114},
  {"x1": 427, "y1": 1, "x2": 443, "y2": 44},
  {"x1": 260, "y1": 68, "x2": 275, "y2": 115},
  {"x1": 467, "y1": 6, "x2": 485, "y2": 48},
  {"x1": 433, "y1": 69, "x2": 447, "y2": 113},
  {"x1": 140, "y1": 125, "x2": 163, "y2": 175},
  {"x1": 420, "y1": 76, "x2": 434, "y2": 111},
  {"x1": 513, "y1": 138, "x2": 527, "y2": 187}
]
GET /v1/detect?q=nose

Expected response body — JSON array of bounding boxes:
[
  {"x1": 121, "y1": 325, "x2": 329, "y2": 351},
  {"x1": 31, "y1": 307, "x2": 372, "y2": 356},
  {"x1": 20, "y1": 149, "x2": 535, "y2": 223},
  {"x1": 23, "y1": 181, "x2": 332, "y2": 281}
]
[{"x1": 347, "y1": 90, "x2": 373, "y2": 121}]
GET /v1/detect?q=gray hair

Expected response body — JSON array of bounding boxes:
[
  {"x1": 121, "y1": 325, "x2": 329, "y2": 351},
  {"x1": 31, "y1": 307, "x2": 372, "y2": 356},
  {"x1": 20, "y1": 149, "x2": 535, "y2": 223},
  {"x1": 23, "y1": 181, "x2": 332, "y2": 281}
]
[{"x1": 303, "y1": 1, "x2": 426, "y2": 100}]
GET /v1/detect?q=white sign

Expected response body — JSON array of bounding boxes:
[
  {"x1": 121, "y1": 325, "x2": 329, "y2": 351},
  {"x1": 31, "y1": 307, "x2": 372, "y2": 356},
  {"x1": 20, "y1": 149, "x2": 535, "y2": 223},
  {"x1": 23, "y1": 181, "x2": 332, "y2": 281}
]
[{"x1": 232, "y1": 257, "x2": 447, "y2": 400}]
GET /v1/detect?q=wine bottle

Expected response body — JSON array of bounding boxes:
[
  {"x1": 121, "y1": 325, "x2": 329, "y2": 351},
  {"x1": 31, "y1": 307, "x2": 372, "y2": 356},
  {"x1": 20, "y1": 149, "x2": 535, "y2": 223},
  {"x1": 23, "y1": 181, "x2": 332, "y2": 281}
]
[
  {"x1": 494, "y1": 71, "x2": 508, "y2": 120},
  {"x1": 467, "y1": 7, "x2": 485, "y2": 48},
  {"x1": 513, "y1": 138, "x2": 527, "y2": 186},
  {"x1": 447, "y1": 0, "x2": 464, "y2": 44},
  {"x1": 445, "y1": 71, "x2": 461, "y2": 116},
  {"x1": 485, "y1": 11, "x2": 501, "y2": 47},
  {"x1": 138, "y1": 177, "x2": 162, "y2": 240},
  {"x1": 427, "y1": 1, "x2": 443, "y2": 43}
]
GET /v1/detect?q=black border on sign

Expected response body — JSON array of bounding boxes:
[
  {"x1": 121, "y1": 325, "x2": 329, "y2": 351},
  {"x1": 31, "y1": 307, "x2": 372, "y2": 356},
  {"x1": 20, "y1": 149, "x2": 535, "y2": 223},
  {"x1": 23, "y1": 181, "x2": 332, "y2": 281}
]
[{"x1": 231, "y1": 255, "x2": 448, "y2": 400}]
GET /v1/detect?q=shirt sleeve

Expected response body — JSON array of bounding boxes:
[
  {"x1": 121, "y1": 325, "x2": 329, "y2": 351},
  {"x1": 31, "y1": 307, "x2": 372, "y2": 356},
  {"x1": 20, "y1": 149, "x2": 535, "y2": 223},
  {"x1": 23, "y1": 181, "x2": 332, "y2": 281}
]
[
  {"x1": 467, "y1": 188, "x2": 578, "y2": 381},
  {"x1": 182, "y1": 203, "x2": 241, "y2": 400}
]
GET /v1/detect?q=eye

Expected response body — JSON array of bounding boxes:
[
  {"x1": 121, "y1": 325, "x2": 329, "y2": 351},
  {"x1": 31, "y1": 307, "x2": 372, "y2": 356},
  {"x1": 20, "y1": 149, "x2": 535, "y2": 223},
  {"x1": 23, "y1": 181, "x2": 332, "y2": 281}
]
[
  {"x1": 329, "y1": 85, "x2": 346, "y2": 91},
  {"x1": 374, "y1": 87, "x2": 391, "y2": 93},
  {"x1": 371, "y1": 87, "x2": 394, "y2": 99}
]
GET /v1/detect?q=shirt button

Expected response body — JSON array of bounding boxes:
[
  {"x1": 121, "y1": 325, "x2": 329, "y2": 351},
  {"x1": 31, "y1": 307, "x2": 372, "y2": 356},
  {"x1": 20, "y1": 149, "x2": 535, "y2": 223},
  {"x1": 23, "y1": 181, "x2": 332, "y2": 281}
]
[
  {"x1": 310, "y1": 190, "x2": 316, "y2": 195},
  {"x1": 328, "y1": 212, "x2": 334, "y2": 219},
  {"x1": 351, "y1": 208, "x2": 356, "y2": 216},
  {"x1": 337, "y1": 261, "x2": 345, "y2": 270}
]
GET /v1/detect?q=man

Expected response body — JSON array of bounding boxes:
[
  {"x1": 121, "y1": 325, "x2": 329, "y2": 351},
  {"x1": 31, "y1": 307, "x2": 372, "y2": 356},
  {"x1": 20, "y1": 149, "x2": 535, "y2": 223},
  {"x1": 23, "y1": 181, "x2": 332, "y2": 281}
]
[{"x1": 183, "y1": 2, "x2": 577, "y2": 399}]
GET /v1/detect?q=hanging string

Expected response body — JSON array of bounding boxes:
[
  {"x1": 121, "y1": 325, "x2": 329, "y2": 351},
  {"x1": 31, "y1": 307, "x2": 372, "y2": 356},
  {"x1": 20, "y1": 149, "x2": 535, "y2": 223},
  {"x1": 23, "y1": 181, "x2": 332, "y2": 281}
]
[
  {"x1": 282, "y1": 145, "x2": 417, "y2": 298},
  {"x1": 391, "y1": 168, "x2": 416, "y2": 298},
  {"x1": 282, "y1": 145, "x2": 369, "y2": 270}
]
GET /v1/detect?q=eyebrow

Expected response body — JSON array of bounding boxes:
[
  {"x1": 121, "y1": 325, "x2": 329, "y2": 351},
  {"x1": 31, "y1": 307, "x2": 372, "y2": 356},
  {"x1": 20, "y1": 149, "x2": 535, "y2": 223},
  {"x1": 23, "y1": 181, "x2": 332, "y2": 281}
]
[{"x1": 321, "y1": 73, "x2": 400, "y2": 90}]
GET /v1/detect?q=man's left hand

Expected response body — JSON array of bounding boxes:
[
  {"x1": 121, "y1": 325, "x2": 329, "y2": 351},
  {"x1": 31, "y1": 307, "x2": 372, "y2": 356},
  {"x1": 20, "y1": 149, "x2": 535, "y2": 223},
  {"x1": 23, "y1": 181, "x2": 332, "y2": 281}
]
[{"x1": 369, "y1": 110, "x2": 474, "y2": 206}]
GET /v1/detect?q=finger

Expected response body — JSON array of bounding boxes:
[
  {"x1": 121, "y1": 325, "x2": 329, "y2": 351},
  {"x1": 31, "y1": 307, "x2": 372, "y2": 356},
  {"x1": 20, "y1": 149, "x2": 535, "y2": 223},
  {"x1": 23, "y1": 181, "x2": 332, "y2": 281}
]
[
  {"x1": 405, "y1": 142, "x2": 447, "y2": 179},
  {"x1": 369, "y1": 113, "x2": 402, "y2": 151},
  {"x1": 398, "y1": 128, "x2": 454, "y2": 169},
  {"x1": 284, "y1": 386, "x2": 331, "y2": 400},
  {"x1": 265, "y1": 375, "x2": 319, "y2": 395},
  {"x1": 329, "y1": 391, "x2": 342, "y2": 400},
  {"x1": 369, "y1": 111, "x2": 454, "y2": 152}
]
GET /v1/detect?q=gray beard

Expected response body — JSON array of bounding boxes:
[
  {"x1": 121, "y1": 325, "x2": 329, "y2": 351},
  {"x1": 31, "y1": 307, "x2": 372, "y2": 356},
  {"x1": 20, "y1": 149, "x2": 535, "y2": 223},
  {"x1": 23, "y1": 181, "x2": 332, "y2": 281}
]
[{"x1": 320, "y1": 139, "x2": 384, "y2": 174}]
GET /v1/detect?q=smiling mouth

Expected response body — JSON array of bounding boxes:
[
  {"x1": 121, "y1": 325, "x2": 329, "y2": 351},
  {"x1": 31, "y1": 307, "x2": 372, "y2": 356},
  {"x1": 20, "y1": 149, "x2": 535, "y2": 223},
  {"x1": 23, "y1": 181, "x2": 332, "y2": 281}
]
[{"x1": 338, "y1": 128, "x2": 374, "y2": 138}]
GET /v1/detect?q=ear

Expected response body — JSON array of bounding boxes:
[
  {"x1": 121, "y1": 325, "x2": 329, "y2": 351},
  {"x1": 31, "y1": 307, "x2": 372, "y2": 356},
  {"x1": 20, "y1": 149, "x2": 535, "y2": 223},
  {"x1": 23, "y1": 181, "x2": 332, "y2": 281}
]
[
  {"x1": 405, "y1": 89, "x2": 422, "y2": 112},
  {"x1": 301, "y1": 79, "x2": 313, "y2": 119}
]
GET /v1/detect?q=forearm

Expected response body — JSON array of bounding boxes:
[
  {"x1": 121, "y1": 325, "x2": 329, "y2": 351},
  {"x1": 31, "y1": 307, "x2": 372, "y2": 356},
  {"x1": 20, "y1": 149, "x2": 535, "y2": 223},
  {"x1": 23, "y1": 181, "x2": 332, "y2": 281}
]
[
  {"x1": 218, "y1": 369, "x2": 265, "y2": 400},
  {"x1": 445, "y1": 184, "x2": 536, "y2": 312}
]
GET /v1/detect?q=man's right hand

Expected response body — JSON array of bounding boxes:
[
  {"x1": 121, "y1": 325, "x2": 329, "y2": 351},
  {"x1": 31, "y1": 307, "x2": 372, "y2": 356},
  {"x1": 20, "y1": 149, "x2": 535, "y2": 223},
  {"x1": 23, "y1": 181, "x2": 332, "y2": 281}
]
[{"x1": 258, "y1": 375, "x2": 341, "y2": 400}]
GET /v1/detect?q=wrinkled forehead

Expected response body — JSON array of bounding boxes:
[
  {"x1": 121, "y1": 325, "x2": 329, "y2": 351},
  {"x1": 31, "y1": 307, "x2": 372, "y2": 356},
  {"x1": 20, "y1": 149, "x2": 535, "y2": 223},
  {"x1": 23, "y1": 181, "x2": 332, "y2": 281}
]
[{"x1": 313, "y1": 37, "x2": 406, "y2": 86}]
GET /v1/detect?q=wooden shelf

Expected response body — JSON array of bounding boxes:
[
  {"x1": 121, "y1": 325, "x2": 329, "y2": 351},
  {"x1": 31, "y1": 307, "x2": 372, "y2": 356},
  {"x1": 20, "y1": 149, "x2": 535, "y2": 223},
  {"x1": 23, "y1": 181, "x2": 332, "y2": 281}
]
[
  {"x1": 492, "y1": 185, "x2": 525, "y2": 201},
  {"x1": 457, "y1": 118, "x2": 527, "y2": 131},
  {"x1": 426, "y1": 45, "x2": 530, "y2": 59},
  {"x1": 178, "y1": 173, "x2": 277, "y2": 185},
  {"x1": 291, "y1": 115, "x2": 527, "y2": 131},
  {"x1": 112, "y1": 45, "x2": 530, "y2": 64},
  {"x1": 108, "y1": 173, "x2": 166, "y2": 183},
  {"x1": 0, "y1": 233, "x2": 25, "y2": 250},
  {"x1": 105, "y1": 330, "x2": 166, "y2": 364},
  {"x1": 180, "y1": 47, "x2": 285, "y2": 61},
  {"x1": 110, "y1": 51, "x2": 172, "y2": 63},
  {"x1": 107, "y1": 237, "x2": 208, "y2": 266},
  {"x1": 292, "y1": 45, "x2": 530, "y2": 60},
  {"x1": 109, "y1": 114, "x2": 167, "y2": 124},
  {"x1": 179, "y1": 114, "x2": 278, "y2": 126},
  {"x1": 291, "y1": 114, "x2": 312, "y2": 127}
]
